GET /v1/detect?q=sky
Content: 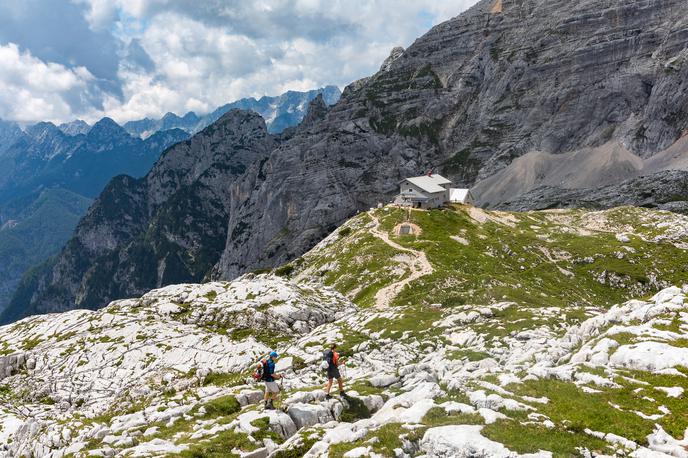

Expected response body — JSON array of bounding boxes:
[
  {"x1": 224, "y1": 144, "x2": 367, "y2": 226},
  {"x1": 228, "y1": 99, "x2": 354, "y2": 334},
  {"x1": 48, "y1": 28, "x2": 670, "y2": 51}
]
[{"x1": 0, "y1": 0, "x2": 478, "y2": 125}]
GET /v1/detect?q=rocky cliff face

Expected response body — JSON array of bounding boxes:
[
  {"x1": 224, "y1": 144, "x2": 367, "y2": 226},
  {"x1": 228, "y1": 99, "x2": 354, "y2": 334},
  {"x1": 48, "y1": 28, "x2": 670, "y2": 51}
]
[
  {"x1": 217, "y1": 0, "x2": 688, "y2": 276},
  {"x1": 13, "y1": 0, "x2": 688, "y2": 319}
]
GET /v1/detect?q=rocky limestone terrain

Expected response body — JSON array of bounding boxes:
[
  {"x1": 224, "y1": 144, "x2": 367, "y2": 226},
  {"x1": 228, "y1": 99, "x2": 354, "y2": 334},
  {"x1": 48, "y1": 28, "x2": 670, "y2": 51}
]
[
  {"x1": 2, "y1": 205, "x2": 688, "y2": 457},
  {"x1": 15, "y1": 0, "x2": 688, "y2": 320}
]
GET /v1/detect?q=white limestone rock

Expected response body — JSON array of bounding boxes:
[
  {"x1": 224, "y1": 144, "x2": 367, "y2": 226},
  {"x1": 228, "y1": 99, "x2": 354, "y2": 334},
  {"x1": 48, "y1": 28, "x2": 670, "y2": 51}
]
[
  {"x1": 287, "y1": 403, "x2": 336, "y2": 430},
  {"x1": 368, "y1": 374, "x2": 399, "y2": 388},
  {"x1": 420, "y1": 425, "x2": 551, "y2": 457}
]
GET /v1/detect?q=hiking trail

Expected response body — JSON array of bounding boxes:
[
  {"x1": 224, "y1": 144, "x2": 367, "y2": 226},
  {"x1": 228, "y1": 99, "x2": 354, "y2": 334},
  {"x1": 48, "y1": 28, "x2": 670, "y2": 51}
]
[{"x1": 368, "y1": 210, "x2": 434, "y2": 308}]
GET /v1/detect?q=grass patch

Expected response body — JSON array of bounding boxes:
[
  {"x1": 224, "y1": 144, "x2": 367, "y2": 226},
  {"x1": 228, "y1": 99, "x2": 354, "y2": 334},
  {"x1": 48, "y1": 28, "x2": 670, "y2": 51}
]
[
  {"x1": 421, "y1": 407, "x2": 483, "y2": 426},
  {"x1": 272, "y1": 432, "x2": 320, "y2": 458},
  {"x1": 508, "y1": 379, "x2": 655, "y2": 444},
  {"x1": 275, "y1": 264, "x2": 295, "y2": 277},
  {"x1": 483, "y1": 419, "x2": 609, "y2": 455},
  {"x1": 227, "y1": 327, "x2": 288, "y2": 350},
  {"x1": 340, "y1": 394, "x2": 372, "y2": 423},
  {"x1": 175, "y1": 429, "x2": 256, "y2": 457},
  {"x1": 22, "y1": 336, "x2": 43, "y2": 350},
  {"x1": 204, "y1": 371, "x2": 248, "y2": 387},
  {"x1": 202, "y1": 395, "x2": 241, "y2": 417},
  {"x1": 298, "y1": 213, "x2": 411, "y2": 308},
  {"x1": 447, "y1": 349, "x2": 491, "y2": 362}
]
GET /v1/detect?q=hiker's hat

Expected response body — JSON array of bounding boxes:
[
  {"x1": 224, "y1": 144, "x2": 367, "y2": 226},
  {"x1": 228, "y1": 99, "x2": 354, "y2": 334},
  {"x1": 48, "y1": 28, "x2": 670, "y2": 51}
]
[{"x1": 270, "y1": 351, "x2": 279, "y2": 358}]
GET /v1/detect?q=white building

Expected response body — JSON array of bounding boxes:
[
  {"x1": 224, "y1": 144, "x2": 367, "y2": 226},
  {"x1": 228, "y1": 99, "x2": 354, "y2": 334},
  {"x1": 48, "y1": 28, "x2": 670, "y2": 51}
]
[
  {"x1": 394, "y1": 173, "x2": 452, "y2": 209},
  {"x1": 449, "y1": 188, "x2": 475, "y2": 205}
]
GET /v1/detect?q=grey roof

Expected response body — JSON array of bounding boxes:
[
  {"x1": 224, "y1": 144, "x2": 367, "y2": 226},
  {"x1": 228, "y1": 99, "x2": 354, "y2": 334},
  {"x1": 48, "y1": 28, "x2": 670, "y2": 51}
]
[{"x1": 404, "y1": 174, "x2": 452, "y2": 193}]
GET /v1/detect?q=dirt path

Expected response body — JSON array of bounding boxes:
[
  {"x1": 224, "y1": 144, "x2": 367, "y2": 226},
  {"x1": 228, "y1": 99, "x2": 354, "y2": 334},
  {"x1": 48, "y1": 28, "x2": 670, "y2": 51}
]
[{"x1": 368, "y1": 211, "x2": 434, "y2": 308}]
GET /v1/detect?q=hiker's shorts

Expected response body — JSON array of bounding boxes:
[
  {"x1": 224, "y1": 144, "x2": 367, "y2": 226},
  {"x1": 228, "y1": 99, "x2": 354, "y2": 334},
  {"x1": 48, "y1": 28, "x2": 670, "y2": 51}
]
[
  {"x1": 327, "y1": 367, "x2": 341, "y2": 380},
  {"x1": 264, "y1": 381, "x2": 280, "y2": 393}
]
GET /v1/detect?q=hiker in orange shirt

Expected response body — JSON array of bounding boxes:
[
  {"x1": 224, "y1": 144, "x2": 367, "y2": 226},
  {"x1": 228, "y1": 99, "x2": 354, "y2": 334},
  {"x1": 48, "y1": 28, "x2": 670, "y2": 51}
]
[{"x1": 324, "y1": 343, "x2": 346, "y2": 399}]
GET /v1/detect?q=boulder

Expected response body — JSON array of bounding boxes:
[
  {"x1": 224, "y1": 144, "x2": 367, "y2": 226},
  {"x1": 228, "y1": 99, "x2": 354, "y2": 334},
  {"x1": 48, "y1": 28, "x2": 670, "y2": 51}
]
[
  {"x1": 267, "y1": 411, "x2": 298, "y2": 438},
  {"x1": 287, "y1": 403, "x2": 336, "y2": 430},
  {"x1": 368, "y1": 374, "x2": 399, "y2": 388},
  {"x1": 236, "y1": 390, "x2": 264, "y2": 406},
  {"x1": 284, "y1": 390, "x2": 327, "y2": 405},
  {"x1": 242, "y1": 447, "x2": 269, "y2": 458}
]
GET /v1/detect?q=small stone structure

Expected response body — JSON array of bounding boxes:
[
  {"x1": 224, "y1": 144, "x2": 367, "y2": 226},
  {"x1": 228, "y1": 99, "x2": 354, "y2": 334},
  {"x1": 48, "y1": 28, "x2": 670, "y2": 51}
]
[{"x1": 394, "y1": 223, "x2": 422, "y2": 236}]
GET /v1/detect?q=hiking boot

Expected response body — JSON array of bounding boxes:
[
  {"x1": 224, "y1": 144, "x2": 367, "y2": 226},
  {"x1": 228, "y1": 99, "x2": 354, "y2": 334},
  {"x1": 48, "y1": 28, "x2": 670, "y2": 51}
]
[
  {"x1": 325, "y1": 394, "x2": 332, "y2": 400},
  {"x1": 339, "y1": 391, "x2": 347, "y2": 397}
]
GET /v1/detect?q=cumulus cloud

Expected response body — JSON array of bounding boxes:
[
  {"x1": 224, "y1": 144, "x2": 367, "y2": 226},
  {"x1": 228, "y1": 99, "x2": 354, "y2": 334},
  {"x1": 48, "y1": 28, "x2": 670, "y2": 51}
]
[
  {"x1": 0, "y1": 0, "x2": 122, "y2": 96},
  {"x1": 0, "y1": 43, "x2": 103, "y2": 122},
  {"x1": 1, "y1": 0, "x2": 479, "y2": 124}
]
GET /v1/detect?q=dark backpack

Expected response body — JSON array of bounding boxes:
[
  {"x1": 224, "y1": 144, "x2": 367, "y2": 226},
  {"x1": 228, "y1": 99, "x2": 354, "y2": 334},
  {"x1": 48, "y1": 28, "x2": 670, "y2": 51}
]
[{"x1": 321, "y1": 350, "x2": 333, "y2": 370}]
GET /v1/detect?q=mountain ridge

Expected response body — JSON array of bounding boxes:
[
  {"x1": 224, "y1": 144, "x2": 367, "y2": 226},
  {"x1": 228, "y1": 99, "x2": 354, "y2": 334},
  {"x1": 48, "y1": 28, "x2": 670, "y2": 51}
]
[
  {"x1": 1, "y1": 110, "x2": 276, "y2": 321},
  {"x1": 122, "y1": 85, "x2": 341, "y2": 138},
  {"x1": 0, "y1": 121, "x2": 190, "y2": 318}
]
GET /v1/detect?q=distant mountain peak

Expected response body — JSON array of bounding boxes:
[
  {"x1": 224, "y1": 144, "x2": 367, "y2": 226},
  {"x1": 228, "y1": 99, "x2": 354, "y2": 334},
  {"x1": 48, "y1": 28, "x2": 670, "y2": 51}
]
[
  {"x1": 58, "y1": 120, "x2": 90, "y2": 136},
  {"x1": 25, "y1": 122, "x2": 62, "y2": 141},
  {"x1": 161, "y1": 112, "x2": 180, "y2": 122},
  {"x1": 87, "y1": 117, "x2": 129, "y2": 142},
  {"x1": 181, "y1": 112, "x2": 199, "y2": 122}
]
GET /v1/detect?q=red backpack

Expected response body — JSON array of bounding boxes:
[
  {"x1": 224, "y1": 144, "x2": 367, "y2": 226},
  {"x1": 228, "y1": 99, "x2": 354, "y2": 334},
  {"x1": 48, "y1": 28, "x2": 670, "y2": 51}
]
[{"x1": 252, "y1": 358, "x2": 268, "y2": 381}]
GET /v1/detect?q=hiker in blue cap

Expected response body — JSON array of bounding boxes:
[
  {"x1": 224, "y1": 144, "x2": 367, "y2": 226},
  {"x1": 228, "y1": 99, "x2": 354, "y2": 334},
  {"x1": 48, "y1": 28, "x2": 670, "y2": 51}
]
[{"x1": 259, "y1": 351, "x2": 282, "y2": 410}]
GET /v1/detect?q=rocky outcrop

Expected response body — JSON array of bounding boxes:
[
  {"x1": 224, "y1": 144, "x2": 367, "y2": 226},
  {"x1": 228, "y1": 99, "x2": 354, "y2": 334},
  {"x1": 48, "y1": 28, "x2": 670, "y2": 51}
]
[
  {"x1": 380, "y1": 47, "x2": 405, "y2": 72},
  {"x1": 0, "y1": 352, "x2": 30, "y2": 380}
]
